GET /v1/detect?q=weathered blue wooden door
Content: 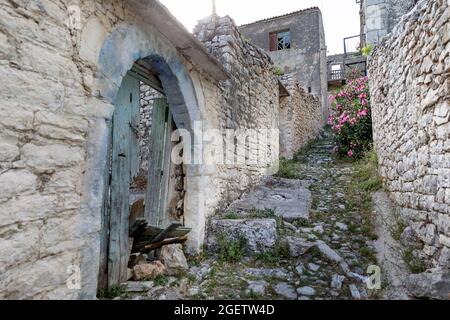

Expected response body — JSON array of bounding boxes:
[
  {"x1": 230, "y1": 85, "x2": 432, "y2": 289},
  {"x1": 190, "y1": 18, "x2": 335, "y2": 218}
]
[
  {"x1": 104, "y1": 73, "x2": 140, "y2": 286},
  {"x1": 144, "y1": 98, "x2": 172, "y2": 227}
]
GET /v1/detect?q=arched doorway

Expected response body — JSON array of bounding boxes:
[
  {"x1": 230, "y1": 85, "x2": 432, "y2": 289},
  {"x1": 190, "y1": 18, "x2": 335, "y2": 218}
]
[
  {"x1": 86, "y1": 23, "x2": 205, "y2": 292},
  {"x1": 96, "y1": 57, "x2": 195, "y2": 290}
]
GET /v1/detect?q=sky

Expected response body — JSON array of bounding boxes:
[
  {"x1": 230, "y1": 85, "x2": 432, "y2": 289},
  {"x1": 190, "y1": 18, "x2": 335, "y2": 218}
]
[{"x1": 160, "y1": 0, "x2": 361, "y2": 55}]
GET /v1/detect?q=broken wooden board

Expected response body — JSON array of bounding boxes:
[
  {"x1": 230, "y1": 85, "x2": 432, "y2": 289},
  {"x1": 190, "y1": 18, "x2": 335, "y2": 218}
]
[
  {"x1": 130, "y1": 221, "x2": 191, "y2": 253},
  {"x1": 140, "y1": 236, "x2": 188, "y2": 253}
]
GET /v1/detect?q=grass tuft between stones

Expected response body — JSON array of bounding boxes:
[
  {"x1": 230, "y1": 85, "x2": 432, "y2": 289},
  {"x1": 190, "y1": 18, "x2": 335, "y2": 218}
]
[
  {"x1": 97, "y1": 284, "x2": 126, "y2": 299},
  {"x1": 217, "y1": 233, "x2": 247, "y2": 263}
]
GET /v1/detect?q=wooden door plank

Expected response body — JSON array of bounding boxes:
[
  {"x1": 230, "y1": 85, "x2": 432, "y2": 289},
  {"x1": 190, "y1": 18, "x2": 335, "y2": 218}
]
[
  {"x1": 152, "y1": 222, "x2": 181, "y2": 243},
  {"x1": 108, "y1": 74, "x2": 138, "y2": 286},
  {"x1": 98, "y1": 119, "x2": 112, "y2": 290},
  {"x1": 144, "y1": 98, "x2": 168, "y2": 227},
  {"x1": 159, "y1": 114, "x2": 174, "y2": 227},
  {"x1": 129, "y1": 77, "x2": 140, "y2": 181}
]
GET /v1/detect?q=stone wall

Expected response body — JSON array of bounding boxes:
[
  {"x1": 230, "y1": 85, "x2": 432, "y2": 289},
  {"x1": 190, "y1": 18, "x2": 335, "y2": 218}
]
[
  {"x1": 279, "y1": 73, "x2": 322, "y2": 159},
  {"x1": 369, "y1": 0, "x2": 449, "y2": 270},
  {"x1": 138, "y1": 84, "x2": 162, "y2": 179},
  {"x1": 0, "y1": 1, "x2": 281, "y2": 299},
  {"x1": 194, "y1": 15, "x2": 280, "y2": 204},
  {"x1": 0, "y1": 0, "x2": 128, "y2": 299},
  {"x1": 0, "y1": 0, "x2": 216, "y2": 299}
]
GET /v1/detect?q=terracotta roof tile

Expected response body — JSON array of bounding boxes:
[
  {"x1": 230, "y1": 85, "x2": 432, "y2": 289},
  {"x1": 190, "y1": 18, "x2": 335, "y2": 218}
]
[{"x1": 239, "y1": 7, "x2": 320, "y2": 27}]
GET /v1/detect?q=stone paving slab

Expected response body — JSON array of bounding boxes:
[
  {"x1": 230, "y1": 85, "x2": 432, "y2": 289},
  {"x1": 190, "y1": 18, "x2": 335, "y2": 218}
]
[{"x1": 227, "y1": 177, "x2": 311, "y2": 222}]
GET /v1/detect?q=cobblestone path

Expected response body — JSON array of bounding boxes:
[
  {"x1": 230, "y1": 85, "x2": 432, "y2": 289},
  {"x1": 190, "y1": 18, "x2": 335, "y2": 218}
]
[{"x1": 123, "y1": 133, "x2": 381, "y2": 300}]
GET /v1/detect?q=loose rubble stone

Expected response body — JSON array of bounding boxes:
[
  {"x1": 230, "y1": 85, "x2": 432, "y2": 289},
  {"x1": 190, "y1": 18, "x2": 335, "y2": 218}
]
[
  {"x1": 273, "y1": 283, "x2": 297, "y2": 300},
  {"x1": 349, "y1": 284, "x2": 361, "y2": 300},
  {"x1": 335, "y1": 222, "x2": 348, "y2": 231},
  {"x1": 406, "y1": 268, "x2": 450, "y2": 300},
  {"x1": 297, "y1": 286, "x2": 316, "y2": 296},
  {"x1": 188, "y1": 287, "x2": 199, "y2": 296},
  {"x1": 244, "y1": 268, "x2": 291, "y2": 279},
  {"x1": 313, "y1": 225, "x2": 324, "y2": 234},
  {"x1": 157, "y1": 244, "x2": 189, "y2": 275},
  {"x1": 133, "y1": 261, "x2": 167, "y2": 281},
  {"x1": 315, "y1": 241, "x2": 345, "y2": 265},
  {"x1": 308, "y1": 263, "x2": 320, "y2": 272},
  {"x1": 126, "y1": 281, "x2": 154, "y2": 292},
  {"x1": 285, "y1": 237, "x2": 316, "y2": 257},
  {"x1": 400, "y1": 227, "x2": 420, "y2": 248},
  {"x1": 246, "y1": 280, "x2": 267, "y2": 296},
  {"x1": 331, "y1": 275, "x2": 345, "y2": 290},
  {"x1": 295, "y1": 263, "x2": 305, "y2": 275},
  {"x1": 208, "y1": 219, "x2": 277, "y2": 254}
]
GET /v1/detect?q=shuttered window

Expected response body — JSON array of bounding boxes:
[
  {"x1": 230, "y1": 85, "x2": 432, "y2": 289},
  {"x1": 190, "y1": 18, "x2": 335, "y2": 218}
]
[
  {"x1": 269, "y1": 32, "x2": 278, "y2": 51},
  {"x1": 269, "y1": 30, "x2": 291, "y2": 51}
]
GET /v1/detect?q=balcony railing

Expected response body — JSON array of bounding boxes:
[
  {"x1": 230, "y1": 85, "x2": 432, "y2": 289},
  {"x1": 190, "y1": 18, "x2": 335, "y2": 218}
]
[{"x1": 329, "y1": 69, "x2": 344, "y2": 81}]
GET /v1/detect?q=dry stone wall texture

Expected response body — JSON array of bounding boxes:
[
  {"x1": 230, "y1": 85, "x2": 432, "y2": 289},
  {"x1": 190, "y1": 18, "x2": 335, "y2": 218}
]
[
  {"x1": 0, "y1": 2, "x2": 281, "y2": 299},
  {"x1": 279, "y1": 73, "x2": 322, "y2": 159},
  {"x1": 194, "y1": 15, "x2": 280, "y2": 204},
  {"x1": 369, "y1": 0, "x2": 449, "y2": 269}
]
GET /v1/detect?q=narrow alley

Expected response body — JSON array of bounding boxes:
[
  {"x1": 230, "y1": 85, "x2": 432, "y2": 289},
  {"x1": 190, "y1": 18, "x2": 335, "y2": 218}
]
[{"x1": 121, "y1": 132, "x2": 382, "y2": 300}]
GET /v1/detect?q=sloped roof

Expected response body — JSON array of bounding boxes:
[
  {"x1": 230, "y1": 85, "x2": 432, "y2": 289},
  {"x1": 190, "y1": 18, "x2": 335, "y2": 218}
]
[{"x1": 239, "y1": 7, "x2": 320, "y2": 28}]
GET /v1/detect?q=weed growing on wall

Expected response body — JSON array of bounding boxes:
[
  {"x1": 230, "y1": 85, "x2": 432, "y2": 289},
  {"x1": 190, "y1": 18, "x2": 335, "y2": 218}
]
[{"x1": 328, "y1": 75, "x2": 373, "y2": 159}]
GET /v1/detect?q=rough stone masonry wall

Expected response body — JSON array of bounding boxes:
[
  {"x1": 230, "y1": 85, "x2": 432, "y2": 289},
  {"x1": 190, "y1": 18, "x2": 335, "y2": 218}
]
[
  {"x1": 194, "y1": 15, "x2": 280, "y2": 204},
  {"x1": 137, "y1": 84, "x2": 162, "y2": 179},
  {"x1": 0, "y1": 0, "x2": 224, "y2": 299},
  {"x1": 0, "y1": 2, "x2": 280, "y2": 300},
  {"x1": 369, "y1": 0, "x2": 450, "y2": 269},
  {"x1": 279, "y1": 73, "x2": 322, "y2": 159},
  {"x1": 0, "y1": 0, "x2": 123, "y2": 299}
]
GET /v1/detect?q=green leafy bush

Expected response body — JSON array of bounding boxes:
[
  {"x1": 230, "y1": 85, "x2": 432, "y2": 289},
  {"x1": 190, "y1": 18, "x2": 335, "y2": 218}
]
[{"x1": 361, "y1": 44, "x2": 373, "y2": 56}]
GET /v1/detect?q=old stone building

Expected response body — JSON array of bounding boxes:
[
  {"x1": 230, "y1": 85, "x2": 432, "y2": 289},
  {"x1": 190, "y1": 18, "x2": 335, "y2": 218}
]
[
  {"x1": 360, "y1": 0, "x2": 419, "y2": 45},
  {"x1": 369, "y1": 0, "x2": 449, "y2": 297},
  {"x1": 0, "y1": 0, "x2": 324, "y2": 300},
  {"x1": 239, "y1": 8, "x2": 328, "y2": 121}
]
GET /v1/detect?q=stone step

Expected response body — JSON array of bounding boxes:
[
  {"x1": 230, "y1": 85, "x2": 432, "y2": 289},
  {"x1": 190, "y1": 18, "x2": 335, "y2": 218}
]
[{"x1": 207, "y1": 218, "x2": 278, "y2": 254}]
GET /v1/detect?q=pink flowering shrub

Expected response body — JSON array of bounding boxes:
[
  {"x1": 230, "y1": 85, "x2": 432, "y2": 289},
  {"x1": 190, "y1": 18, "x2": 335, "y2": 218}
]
[{"x1": 328, "y1": 75, "x2": 372, "y2": 159}]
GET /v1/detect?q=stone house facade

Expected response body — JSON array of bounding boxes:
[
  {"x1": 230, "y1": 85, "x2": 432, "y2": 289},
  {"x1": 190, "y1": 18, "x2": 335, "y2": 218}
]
[
  {"x1": 369, "y1": 0, "x2": 449, "y2": 272},
  {"x1": 239, "y1": 8, "x2": 328, "y2": 121},
  {"x1": 0, "y1": 0, "x2": 324, "y2": 299}
]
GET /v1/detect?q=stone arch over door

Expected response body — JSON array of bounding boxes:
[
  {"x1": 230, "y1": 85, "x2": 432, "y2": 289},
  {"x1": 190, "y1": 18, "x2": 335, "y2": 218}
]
[{"x1": 78, "y1": 21, "x2": 205, "y2": 298}]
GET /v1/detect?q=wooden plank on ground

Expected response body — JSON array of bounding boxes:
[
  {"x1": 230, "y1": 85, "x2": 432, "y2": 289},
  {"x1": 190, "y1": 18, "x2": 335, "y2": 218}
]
[
  {"x1": 152, "y1": 222, "x2": 181, "y2": 243},
  {"x1": 140, "y1": 236, "x2": 188, "y2": 253}
]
